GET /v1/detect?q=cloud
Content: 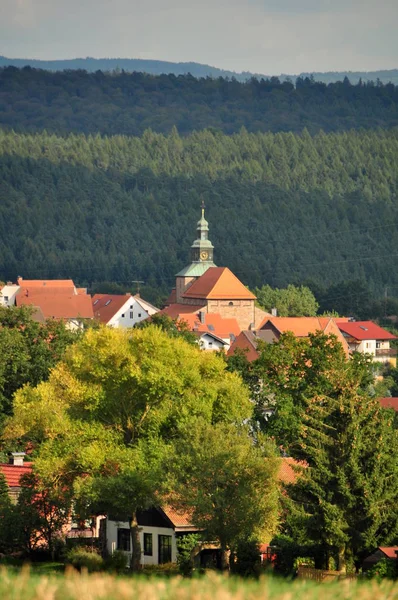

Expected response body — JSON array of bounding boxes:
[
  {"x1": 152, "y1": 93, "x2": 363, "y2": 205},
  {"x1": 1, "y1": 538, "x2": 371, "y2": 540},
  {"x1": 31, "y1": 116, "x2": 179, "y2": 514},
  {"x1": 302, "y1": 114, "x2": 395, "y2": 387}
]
[{"x1": 0, "y1": 0, "x2": 397, "y2": 73}]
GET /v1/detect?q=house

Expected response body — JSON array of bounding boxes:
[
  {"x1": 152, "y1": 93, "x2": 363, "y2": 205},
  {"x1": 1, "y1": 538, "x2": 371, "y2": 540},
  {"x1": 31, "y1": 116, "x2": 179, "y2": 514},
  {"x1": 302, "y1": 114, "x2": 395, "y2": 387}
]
[
  {"x1": 160, "y1": 308, "x2": 241, "y2": 351},
  {"x1": 0, "y1": 283, "x2": 20, "y2": 307},
  {"x1": 362, "y1": 547, "x2": 398, "y2": 572},
  {"x1": 336, "y1": 320, "x2": 397, "y2": 367},
  {"x1": 0, "y1": 452, "x2": 33, "y2": 503},
  {"x1": 14, "y1": 277, "x2": 93, "y2": 329},
  {"x1": 228, "y1": 317, "x2": 350, "y2": 361},
  {"x1": 106, "y1": 506, "x2": 197, "y2": 566},
  {"x1": 92, "y1": 294, "x2": 159, "y2": 328},
  {"x1": 165, "y1": 206, "x2": 270, "y2": 331}
]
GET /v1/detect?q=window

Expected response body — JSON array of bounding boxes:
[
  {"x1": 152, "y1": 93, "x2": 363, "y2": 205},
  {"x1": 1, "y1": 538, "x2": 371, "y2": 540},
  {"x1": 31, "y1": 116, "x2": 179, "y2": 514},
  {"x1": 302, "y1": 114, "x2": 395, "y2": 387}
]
[
  {"x1": 144, "y1": 533, "x2": 153, "y2": 556},
  {"x1": 228, "y1": 301, "x2": 234, "y2": 306},
  {"x1": 208, "y1": 342, "x2": 213, "y2": 347},
  {"x1": 117, "y1": 528, "x2": 131, "y2": 552},
  {"x1": 158, "y1": 535, "x2": 172, "y2": 564},
  {"x1": 130, "y1": 305, "x2": 133, "y2": 309},
  {"x1": 4, "y1": 296, "x2": 8, "y2": 302},
  {"x1": 376, "y1": 342, "x2": 381, "y2": 349},
  {"x1": 366, "y1": 342, "x2": 371, "y2": 349},
  {"x1": 130, "y1": 312, "x2": 134, "y2": 319},
  {"x1": 138, "y1": 313, "x2": 142, "y2": 318},
  {"x1": 105, "y1": 300, "x2": 112, "y2": 306}
]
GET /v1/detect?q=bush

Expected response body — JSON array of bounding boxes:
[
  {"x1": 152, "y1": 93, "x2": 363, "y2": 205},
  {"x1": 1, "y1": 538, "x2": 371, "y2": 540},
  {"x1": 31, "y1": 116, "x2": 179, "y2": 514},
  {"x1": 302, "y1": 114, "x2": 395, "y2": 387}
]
[
  {"x1": 366, "y1": 558, "x2": 397, "y2": 581},
  {"x1": 232, "y1": 539, "x2": 262, "y2": 578},
  {"x1": 176, "y1": 534, "x2": 201, "y2": 576},
  {"x1": 105, "y1": 550, "x2": 129, "y2": 573},
  {"x1": 66, "y1": 547, "x2": 104, "y2": 572}
]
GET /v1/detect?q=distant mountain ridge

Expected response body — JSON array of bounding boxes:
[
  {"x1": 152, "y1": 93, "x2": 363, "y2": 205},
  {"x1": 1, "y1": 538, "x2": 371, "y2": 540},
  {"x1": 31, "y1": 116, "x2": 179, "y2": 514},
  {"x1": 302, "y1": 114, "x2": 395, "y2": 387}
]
[{"x1": 1, "y1": 55, "x2": 397, "y2": 85}]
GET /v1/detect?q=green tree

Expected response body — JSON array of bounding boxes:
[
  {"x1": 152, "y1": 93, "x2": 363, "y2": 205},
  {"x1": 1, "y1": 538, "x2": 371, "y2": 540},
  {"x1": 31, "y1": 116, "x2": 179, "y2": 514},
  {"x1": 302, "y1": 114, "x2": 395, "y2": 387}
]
[
  {"x1": 254, "y1": 284, "x2": 319, "y2": 317},
  {"x1": 168, "y1": 420, "x2": 280, "y2": 570},
  {"x1": 4, "y1": 325, "x2": 251, "y2": 569},
  {"x1": 252, "y1": 332, "x2": 372, "y2": 452},
  {"x1": 0, "y1": 305, "x2": 80, "y2": 417},
  {"x1": 285, "y1": 381, "x2": 398, "y2": 572}
]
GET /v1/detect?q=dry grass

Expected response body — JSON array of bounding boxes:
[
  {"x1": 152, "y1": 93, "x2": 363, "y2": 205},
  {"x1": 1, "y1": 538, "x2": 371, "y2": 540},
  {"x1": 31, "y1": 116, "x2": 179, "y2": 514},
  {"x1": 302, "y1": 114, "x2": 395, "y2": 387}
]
[{"x1": 0, "y1": 568, "x2": 397, "y2": 600}]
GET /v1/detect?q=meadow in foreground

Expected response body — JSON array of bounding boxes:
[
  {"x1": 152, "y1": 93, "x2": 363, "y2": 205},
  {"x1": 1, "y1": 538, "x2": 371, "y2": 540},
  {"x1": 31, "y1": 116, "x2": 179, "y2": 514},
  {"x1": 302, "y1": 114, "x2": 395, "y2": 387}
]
[{"x1": 0, "y1": 569, "x2": 397, "y2": 600}]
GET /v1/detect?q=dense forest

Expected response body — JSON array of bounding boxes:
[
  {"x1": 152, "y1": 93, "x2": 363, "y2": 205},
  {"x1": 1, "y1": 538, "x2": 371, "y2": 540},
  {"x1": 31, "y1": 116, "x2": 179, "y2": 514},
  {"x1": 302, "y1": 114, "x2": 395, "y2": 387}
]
[
  {"x1": 1, "y1": 67, "x2": 398, "y2": 136},
  {"x1": 1, "y1": 128, "x2": 397, "y2": 307},
  {"x1": 1, "y1": 56, "x2": 397, "y2": 85}
]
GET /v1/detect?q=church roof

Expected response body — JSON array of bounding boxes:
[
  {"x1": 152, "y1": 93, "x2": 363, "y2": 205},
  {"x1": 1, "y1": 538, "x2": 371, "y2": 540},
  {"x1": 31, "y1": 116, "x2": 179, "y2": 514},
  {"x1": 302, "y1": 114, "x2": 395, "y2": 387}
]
[
  {"x1": 182, "y1": 267, "x2": 256, "y2": 301},
  {"x1": 176, "y1": 262, "x2": 216, "y2": 278}
]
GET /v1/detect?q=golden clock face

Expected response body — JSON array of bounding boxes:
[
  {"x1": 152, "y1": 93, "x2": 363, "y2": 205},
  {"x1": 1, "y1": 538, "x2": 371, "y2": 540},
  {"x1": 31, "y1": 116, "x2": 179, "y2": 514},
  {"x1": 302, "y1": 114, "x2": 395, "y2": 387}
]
[{"x1": 200, "y1": 251, "x2": 209, "y2": 261}]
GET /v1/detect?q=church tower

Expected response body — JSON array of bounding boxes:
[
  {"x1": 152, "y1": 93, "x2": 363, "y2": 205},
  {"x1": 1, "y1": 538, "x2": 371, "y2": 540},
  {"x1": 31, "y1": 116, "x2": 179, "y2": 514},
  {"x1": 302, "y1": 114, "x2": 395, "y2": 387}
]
[{"x1": 175, "y1": 202, "x2": 216, "y2": 303}]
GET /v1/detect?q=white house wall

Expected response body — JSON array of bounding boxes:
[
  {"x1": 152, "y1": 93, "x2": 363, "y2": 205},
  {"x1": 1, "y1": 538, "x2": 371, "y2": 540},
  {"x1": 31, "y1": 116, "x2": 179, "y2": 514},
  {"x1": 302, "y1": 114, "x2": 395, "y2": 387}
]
[
  {"x1": 107, "y1": 298, "x2": 158, "y2": 329},
  {"x1": 0, "y1": 285, "x2": 20, "y2": 307},
  {"x1": 107, "y1": 520, "x2": 178, "y2": 565}
]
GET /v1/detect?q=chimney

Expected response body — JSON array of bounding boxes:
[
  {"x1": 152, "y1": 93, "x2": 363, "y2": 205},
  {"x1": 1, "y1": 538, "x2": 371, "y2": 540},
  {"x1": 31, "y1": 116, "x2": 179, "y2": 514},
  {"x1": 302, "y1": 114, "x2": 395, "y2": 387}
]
[
  {"x1": 271, "y1": 307, "x2": 278, "y2": 317},
  {"x1": 199, "y1": 311, "x2": 206, "y2": 324},
  {"x1": 249, "y1": 322, "x2": 255, "y2": 330},
  {"x1": 9, "y1": 452, "x2": 26, "y2": 466},
  {"x1": 17, "y1": 276, "x2": 23, "y2": 285}
]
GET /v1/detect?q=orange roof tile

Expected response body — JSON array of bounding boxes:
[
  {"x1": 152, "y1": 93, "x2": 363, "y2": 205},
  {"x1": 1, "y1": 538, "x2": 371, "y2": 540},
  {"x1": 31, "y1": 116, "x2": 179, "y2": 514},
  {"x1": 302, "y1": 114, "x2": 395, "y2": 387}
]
[
  {"x1": 162, "y1": 505, "x2": 194, "y2": 528},
  {"x1": 182, "y1": 267, "x2": 256, "y2": 300},
  {"x1": 16, "y1": 294, "x2": 93, "y2": 319},
  {"x1": 379, "y1": 548, "x2": 398, "y2": 559},
  {"x1": 178, "y1": 312, "x2": 240, "y2": 339},
  {"x1": 278, "y1": 457, "x2": 306, "y2": 484},
  {"x1": 260, "y1": 317, "x2": 329, "y2": 337},
  {"x1": 0, "y1": 463, "x2": 33, "y2": 487},
  {"x1": 17, "y1": 279, "x2": 75, "y2": 289},
  {"x1": 160, "y1": 304, "x2": 205, "y2": 319}
]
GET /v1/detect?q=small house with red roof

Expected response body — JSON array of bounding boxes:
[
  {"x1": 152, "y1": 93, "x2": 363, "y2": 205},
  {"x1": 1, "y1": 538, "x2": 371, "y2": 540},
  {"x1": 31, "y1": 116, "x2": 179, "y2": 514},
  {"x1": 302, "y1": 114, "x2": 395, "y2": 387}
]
[
  {"x1": 92, "y1": 294, "x2": 158, "y2": 328},
  {"x1": 228, "y1": 317, "x2": 350, "y2": 361},
  {"x1": 106, "y1": 506, "x2": 198, "y2": 566},
  {"x1": 363, "y1": 547, "x2": 398, "y2": 571},
  {"x1": 159, "y1": 309, "x2": 241, "y2": 351},
  {"x1": 336, "y1": 320, "x2": 397, "y2": 366},
  {"x1": 0, "y1": 453, "x2": 33, "y2": 503}
]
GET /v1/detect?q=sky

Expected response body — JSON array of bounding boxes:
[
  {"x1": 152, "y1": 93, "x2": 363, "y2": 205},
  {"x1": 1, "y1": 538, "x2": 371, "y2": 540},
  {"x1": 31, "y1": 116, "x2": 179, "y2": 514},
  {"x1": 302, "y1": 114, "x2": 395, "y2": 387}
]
[{"x1": 1, "y1": 0, "x2": 397, "y2": 75}]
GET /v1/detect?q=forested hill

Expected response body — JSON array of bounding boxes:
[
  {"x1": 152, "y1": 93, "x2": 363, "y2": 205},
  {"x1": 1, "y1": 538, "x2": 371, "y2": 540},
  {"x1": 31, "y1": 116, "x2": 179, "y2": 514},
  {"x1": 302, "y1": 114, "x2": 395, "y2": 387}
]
[
  {"x1": 1, "y1": 128, "x2": 398, "y2": 302},
  {"x1": 1, "y1": 67, "x2": 398, "y2": 136},
  {"x1": 1, "y1": 56, "x2": 397, "y2": 85}
]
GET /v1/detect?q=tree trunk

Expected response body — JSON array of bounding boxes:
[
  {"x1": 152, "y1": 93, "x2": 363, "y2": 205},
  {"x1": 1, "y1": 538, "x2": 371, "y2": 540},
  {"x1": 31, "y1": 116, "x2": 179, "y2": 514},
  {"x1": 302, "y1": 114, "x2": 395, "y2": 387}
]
[
  {"x1": 130, "y1": 512, "x2": 142, "y2": 571},
  {"x1": 220, "y1": 542, "x2": 229, "y2": 571},
  {"x1": 337, "y1": 546, "x2": 346, "y2": 573}
]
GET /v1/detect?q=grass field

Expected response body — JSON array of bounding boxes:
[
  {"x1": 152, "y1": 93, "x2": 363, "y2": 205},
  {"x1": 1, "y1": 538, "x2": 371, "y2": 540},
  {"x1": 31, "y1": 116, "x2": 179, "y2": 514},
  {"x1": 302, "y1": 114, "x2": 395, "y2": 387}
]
[{"x1": 0, "y1": 570, "x2": 397, "y2": 600}]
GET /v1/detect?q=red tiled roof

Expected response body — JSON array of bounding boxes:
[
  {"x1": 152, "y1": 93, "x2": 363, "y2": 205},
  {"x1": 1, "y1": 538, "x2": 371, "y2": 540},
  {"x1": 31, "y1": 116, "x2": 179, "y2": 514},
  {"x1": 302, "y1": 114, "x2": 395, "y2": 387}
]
[
  {"x1": 0, "y1": 463, "x2": 32, "y2": 487},
  {"x1": 259, "y1": 317, "x2": 349, "y2": 357},
  {"x1": 16, "y1": 294, "x2": 93, "y2": 319},
  {"x1": 162, "y1": 505, "x2": 194, "y2": 528},
  {"x1": 380, "y1": 547, "x2": 398, "y2": 559},
  {"x1": 182, "y1": 267, "x2": 256, "y2": 300},
  {"x1": 379, "y1": 398, "x2": 398, "y2": 412},
  {"x1": 92, "y1": 294, "x2": 132, "y2": 324},
  {"x1": 178, "y1": 312, "x2": 240, "y2": 340},
  {"x1": 160, "y1": 304, "x2": 205, "y2": 319},
  {"x1": 337, "y1": 321, "x2": 397, "y2": 341},
  {"x1": 17, "y1": 279, "x2": 75, "y2": 288},
  {"x1": 260, "y1": 317, "x2": 333, "y2": 337}
]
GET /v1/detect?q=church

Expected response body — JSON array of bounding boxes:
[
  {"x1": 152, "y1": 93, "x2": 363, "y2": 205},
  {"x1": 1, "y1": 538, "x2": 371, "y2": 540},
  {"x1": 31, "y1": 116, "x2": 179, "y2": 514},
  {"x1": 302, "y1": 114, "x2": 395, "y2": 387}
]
[{"x1": 163, "y1": 204, "x2": 269, "y2": 331}]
